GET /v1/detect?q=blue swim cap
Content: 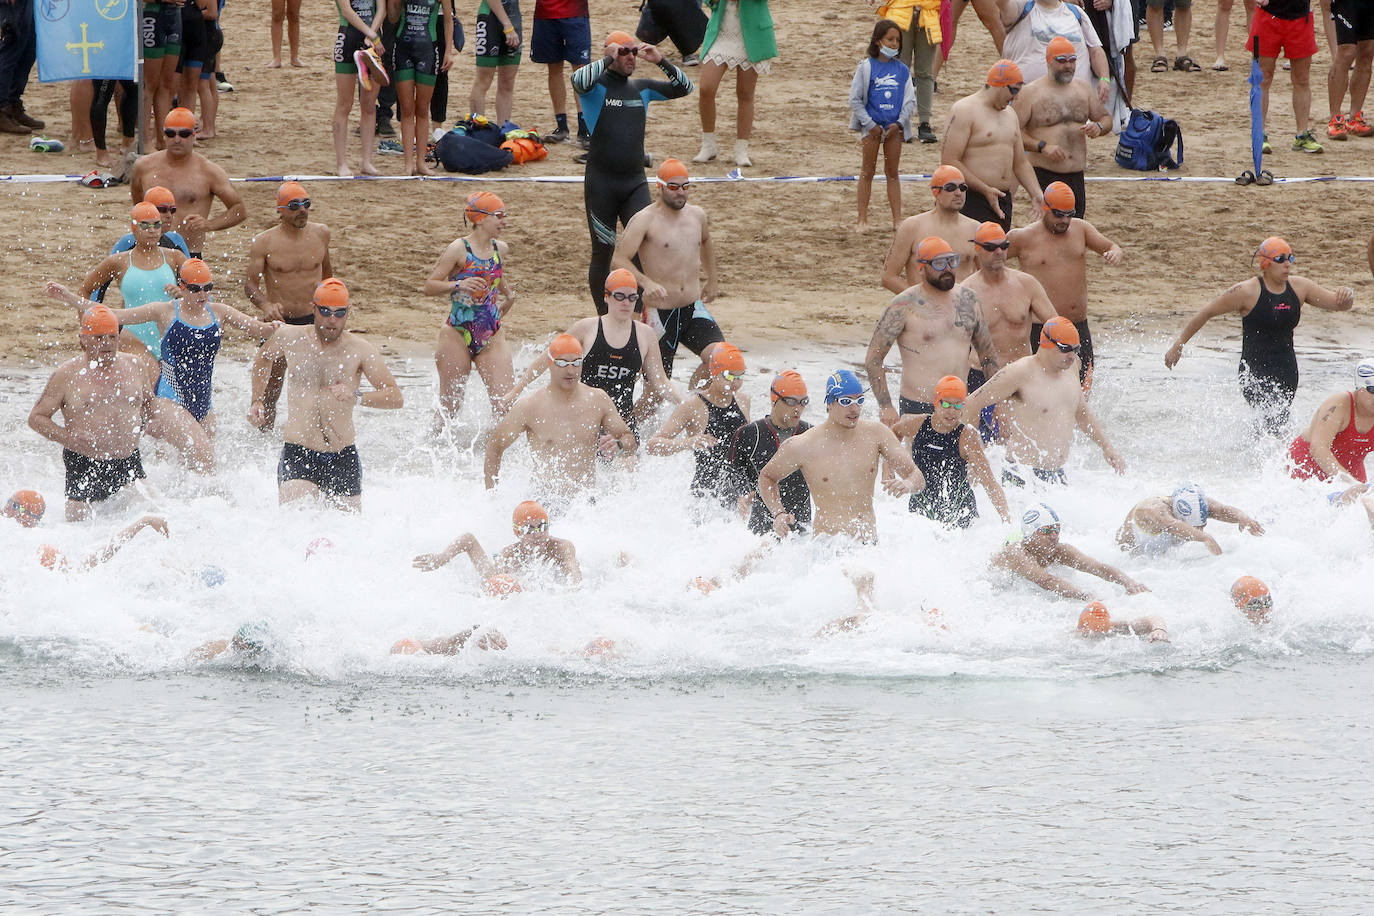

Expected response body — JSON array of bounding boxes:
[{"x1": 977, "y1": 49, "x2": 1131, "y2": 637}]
[
  {"x1": 200, "y1": 565, "x2": 226, "y2": 588},
  {"x1": 825, "y1": 369, "x2": 865, "y2": 403},
  {"x1": 1171, "y1": 483, "x2": 1209, "y2": 527}
]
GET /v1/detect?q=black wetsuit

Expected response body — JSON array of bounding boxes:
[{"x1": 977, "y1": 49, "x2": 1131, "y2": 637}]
[
  {"x1": 691, "y1": 392, "x2": 747, "y2": 504},
  {"x1": 571, "y1": 54, "x2": 692, "y2": 310},
  {"x1": 908, "y1": 416, "x2": 977, "y2": 528},
  {"x1": 581, "y1": 318, "x2": 642, "y2": 425},
  {"x1": 727, "y1": 417, "x2": 812, "y2": 535},
  {"x1": 1240, "y1": 280, "x2": 1302, "y2": 433}
]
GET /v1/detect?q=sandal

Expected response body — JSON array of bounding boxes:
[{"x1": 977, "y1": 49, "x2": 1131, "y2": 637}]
[
  {"x1": 1173, "y1": 55, "x2": 1202, "y2": 72},
  {"x1": 1151, "y1": 55, "x2": 1168, "y2": 73}
]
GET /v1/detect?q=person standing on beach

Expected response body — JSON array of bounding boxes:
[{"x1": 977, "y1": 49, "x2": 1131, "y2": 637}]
[
  {"x1": 129, "y1": 107, "x2": 247, "y2": 259},
  {"x1": 1248, "y1": 0, "x2": 1325, "y2": 154},
  {"x1": 882, "y1": 166, "x2": 981, "y2": 292},
  {"x1": 692, "y1": 0, "x2": 777, "y2": 167}
]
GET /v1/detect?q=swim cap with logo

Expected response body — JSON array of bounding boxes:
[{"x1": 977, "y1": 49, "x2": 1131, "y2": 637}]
[
  {"x1": 974, "y1": 222, "x2": 1007, "y2": 245},
  {"x1": 1078, "y1": 601, "x2": 1111, "y2": 635},
  {"x1": 710, "y1": 342, "x2": 746, "y2": 376},
  {"x1": 1354, "y1": 360, "x2": 1374, "y2": 391},
  {"x1": 314, "y1": 278, "x2": 350, "y2": 308},
  {"x1": 1040, "y1": 316, "x2": 1081, "y2": 349},
  {"x1": 131, "y1": 201, "x2": 161, "y2": 223},
  {"x1": 179, "y1": 258, "x2": 212, "y2": 286},
  {"x1": 513, "y1": 500, "x2": 549, "y2": 533},
  {"x1": 605, "y1": 29, "x2": 635, "y2": 48},
  {"x1": 825, "y1": 369, "x2": 865, "y2": 403},
  {"x1": 143, "y1": 186, "x2": 176, "y2": 209},
  {"x1": 917, "y1": 236, "x2": 955, "y2": 262},
  {"x1": 1043, "y1": 181, "x2": 1076, "y2": 212},
  {"x1": 1020, "y1": 502, "x2": 1060, "y2": 538},
  {"x1": 276, "y1": 181, "x2": 308, "y2": 209},
  {"x1": 4, "y1": 489, "x2": 45, "y2": 527},
  {"x1": 770, "y1": 370, "x2": 807, "y2": 402},
  {"x1": 657, "y1": 158, "x2": 689, "y2": 185},
  {"x1": 1046, "y1": 36, "x2": 1076, "y2": 60},
  {"x1": 986, "y1": 59, "x2": 1024, "y2": 88},
  {"x1": 164, "y1": 107, "x2": 196, "y2": 130},
  {"x1": 1256, "y1": 236, "x2": 1292, "y2": 268},
  {"x1": 81, "y1": 305, "x2": 120, "y2": 336},
  {"x1": 1171, "y1": 483, "x2": 1209, "y2": 527},
  {"x1": 548, "y1": 333, "x2": 584, "y2": 361},
  {"x1": 933, "y1": 375, "x2": 967, "y2": 403},
  {"x1": 930, "y1": 164, "x2": 964, "y2": 191},
  {"x1": 604, "y1": 268, "x2": 637, "y2": 292},
  {"x1": 465, "y1": 191, "x2": 505, "y2": 224}
]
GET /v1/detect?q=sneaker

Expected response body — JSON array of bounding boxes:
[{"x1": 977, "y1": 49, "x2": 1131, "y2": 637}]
[
  {"x1": 1327, "y1": 114, "x2": 1349, "y2": 140},
  {"x1": 682, "y1": 52, "x2": 699, "y2": 66},
  {"x1": 377, "y1": 138, "x2": 403, "y2": 155},
  {"x1": 376, "y1": 118, "x2": 396, "y2": 137},
  {"x1": 1347, "y1": 110, "x2": 1373, "y2": 137},
  {"x1": 577, "y1": 132, "x2": 590, "y2": 150},
  {"x1": 215, "y1": 72, "x2": 235, "y2": 91},
  {"x1": 546, "y1": 125, "x2": 569, "y2": 144},
  {"x1": 1292, "y1": 130, "x2": 1324, "y2": 153},
  {"x1": 574, "y1": 151, "x2": 588, "y2": 165},
  {"x1": 917, "y1": 121, "x2": 937, "y2": 143},
  {"x1": 29, "y1": 135, "x2": 63, "y2": 151},
  {"x1": 1261, "y1": 134, "x2": 1272, "y2": 155}
]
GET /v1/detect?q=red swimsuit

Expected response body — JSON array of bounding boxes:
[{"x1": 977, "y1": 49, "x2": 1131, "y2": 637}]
[{"x1": 1288, "y1": 393, "x2": 1374, "y2": 483}]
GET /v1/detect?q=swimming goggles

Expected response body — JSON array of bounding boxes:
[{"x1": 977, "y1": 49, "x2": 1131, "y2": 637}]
[
  {"x1": 920, "y1": 254, "x2": 961, "y2": 272},
  {"x1": 976, "y1": 240, "x2": 1010, "y2": 252},
  {"x1": 163, "y1": 127, "x2": 194, "y2": 138},
  {"x1": 1048, "y1": 339, "x2": 1080, "y2": 354},
  {"x1": 136, "y1": 220, "x2": 162, "y2": 232},
  {"x1": 470, "y1": 207, "x2": 506, "y2": 219},
  {"x1": 1048, "y1": 208, "x2": 1075, "y2": 219},
  {"x1": 1268, "y1": 253, "x2": 1295, "y2": 264},
  {"x1": 1243, "y1": 594, "x2": 1274, "y2": 611},
  {"x1": 315, "y1": 305, "x2": 348, "y2": 318},
  {"x1": 718, "y1": 370, "x2": 744, "y2": 382},
  {"x1": 1053, "y1": 54, "x2": 1077, "y2": 63},
  {"x1": 183, "y1": 282, "x2": 213, "y2": 293},
  {"x1": 773, "y1": 393, "x2": 809, "y2": 407},
  {"x1": 283, "y1": 198, "x2": 312, "y2": 211},
  {"x1": 832, "y1": 395, "x2": 865, "y2": 407},
  {"x1": 1033, "y1": 524, "x2": 1061, "y2": 536},
  {"x1": 515, "y1": 519, "x2": 549, "y2": 534},
  {"x1": 937, "y1": 182, "x2": 968, "y2": 193},
  {"x1": 4, "y1": 498, "x2": 34, "y2": 518},
  {"x1": 662, "y1": 182, "x2": 689, "y2": 192},
  {"x1": 938, "y1": 399, "x2": 965, "y2": 410},
  {"x1": 610, "y1": 290, "x2": 639, "y2": 302},
  {"x1": 155, "y1": 204, "x2": 176, "y2": 215},
  {"x1": 1007, "y1": 85, "x2": 1021, "y2": 96},
  {"x1": 551, "y1": 356, "x2": 583, "y2": 367}
]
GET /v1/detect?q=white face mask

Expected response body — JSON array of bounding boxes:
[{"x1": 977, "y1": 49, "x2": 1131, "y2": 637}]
[{"x1": 879, "y1": 45, "x2": 899, "y2": 59}]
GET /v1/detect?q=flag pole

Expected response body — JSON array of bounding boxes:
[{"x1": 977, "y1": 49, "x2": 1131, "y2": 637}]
[{"x1": 136, "y1": 0, "x2": 145, "y2": 156}]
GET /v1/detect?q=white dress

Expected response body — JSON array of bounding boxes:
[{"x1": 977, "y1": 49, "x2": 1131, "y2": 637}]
[{"x1": 701, "y1": 2, "x2": 775, "y2": 74}]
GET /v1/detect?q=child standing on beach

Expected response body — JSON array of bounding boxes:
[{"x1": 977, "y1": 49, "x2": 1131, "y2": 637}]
[{"x1": 848, "y1": 20, "x2": 914, "y2": 230}]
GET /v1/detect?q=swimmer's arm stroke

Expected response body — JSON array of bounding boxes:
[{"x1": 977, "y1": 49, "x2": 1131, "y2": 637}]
[
  {"x1": 758, "y1": 439, "x2": 805, "y2": 535},
  {"x1": 1136, "y1": 504, "x2": 1222, "y2": 554},
  {"x1": 86, "y1": 515, "x2": 169, "y2": 569},
  {"x1": 1075, "y1": 396, "x2": 1126, "y2": 474},
  {"x1": 1082, "y1": 222, "x2": 1123, "y2": 266},
  {"x1": 1165, "y1": 281, "x2": 1251, "y2": 368},
  {"x1": 995, "y1": 547, "x2": 1092, "y2": 602},
  {"x1": 646, "y1": 397, "x2": 707, "y2": 455},
  {"x1": 960, "y1": 427, "x2": 1011, "y2": 523},
  {"x1": 1054, "y1": 543, "x2": 1149, "y2": 594},
  {"x1": 865, "y1": 296, "x2": 911, "y2": 425},
  {"x1": 413, "y1": 533, "x2": 495, "y2": 575},
  {"x1": 957, "y1": 286, "x2": 1002, "y2": 378},
  {"x1": 355, "y1": 344, "x2": 403, "y2": 409},
  {"x1": 1292, "y1": 275, "x2": 1355, "y2": 312},
  {"x1": 1206, "y1": 499, "x2": 1265, "y2": 537},
  {"x1": 484, "y1": 403, "x2": 528, "y2": 488}
]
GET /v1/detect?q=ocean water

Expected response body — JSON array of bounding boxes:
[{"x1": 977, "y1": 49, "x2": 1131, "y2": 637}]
[{"x1": 2, "y1": 336, "x2": 1372, "y2": 912}]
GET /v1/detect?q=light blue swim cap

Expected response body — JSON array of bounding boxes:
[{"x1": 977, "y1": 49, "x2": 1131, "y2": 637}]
[
  {"x1": 1020, "y1": 503, "x2": 1060, "y2": 538},
  {"x1": 1171, "y1": 483, "x2": 1209, "y2": 527}
]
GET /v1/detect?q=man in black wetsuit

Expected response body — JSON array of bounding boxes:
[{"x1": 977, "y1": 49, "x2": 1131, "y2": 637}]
[
  {"x1": 572, "y1": 28, "x2": 693, "y2": 308},
  {"x1": 727, "y1": 370, "x2": 813, "y2": 535}
]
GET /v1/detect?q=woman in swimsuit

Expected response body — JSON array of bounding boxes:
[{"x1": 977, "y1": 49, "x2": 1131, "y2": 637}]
[{"x1": 422, "y1": 191, "x2": 517, "y2": 433}]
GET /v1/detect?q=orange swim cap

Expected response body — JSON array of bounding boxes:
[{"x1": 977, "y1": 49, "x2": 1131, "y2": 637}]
[
  {"x1": 37, "y1": 544, "x2": 66, "y2": 570},
  {"x1": 548, "y1": 333, "x2": 584, "y2": 362},
  {"x1": 930, "y1": 164, "x2": 964, "y2": 190},
  {"x1": 513, "y1": 500, "x2": 549, "y2": 533},
  {"x1": 709, "y1": 342, "x2": 746, "y2": 377},
  {"x1": 4, "y1": 489, "x2": 45, "y2": 527},
  {"x1": 583, "y1": 636, "x2": 618, "y2": 657},
  {"x1": 1230, "y1": 575, "x2": 1272, "y2": 609},
  {"x1": 770, "y1": 369, "x2": 807, "y2": 402},
  {"x1": 179, "y1": 258, "x2": 212, "y2": 286},
  {"x1": 391, "y1": 638, "x2": 424, "y2": 655},
  {"x1": 1040, "y1": 316, "x2": 1081, "y2": 349},
  {"x1": 1046, "y1": 36, "x2": 1076, "y2": 60},
  {"x1": 986, "y1": 59, "x2": 1024, "y2": 88},
  {"x1": 974, "y1": 221, "x2": 1007, "y2": 245},
  {"x1": 314, "y1": 278, "x2": 350, "y2": 309},
  {"x1": 604, "y1": 268, "x2": 637, "y2": 292},
  {"x1": 917, "y1": 236, "x2": 955, "y2": 262},
  {"x1": 464, "y1": 190, "x2": 505, "y2": 224},
  {"x1": 485, "y1": 574, "x2": 523, "y2": 597},
  {"x1": 1043, "y1": 181, "x2": 1077, "y2": 213},
  {"x1": 131, "y1": 201, "x2": 161, "y2": 223},
  {"x1": 933, "y1": 375, "x2": 968, "y2": 403},
  {"x1": 605, "y1": 29, "x2": 635, "y2": 48},
  {"x1": 164, "y1": 107, "x2": 196, "y2": 130},
  {"x1": 80, "y1": 304, "x2": 120, "y2": 336},
  {"x1": 657, "y1": 158, "x2": 689, "y2": 185},
  {"x1": 276, "y1": 181, "x2": 308, "y2": 209},
  {"x1": 1256, "y1": 236, "x2": 1292, "y2": 268},
  {"x1": 1078, "y1": 601, "x2": 1111, "y2": 635},
  {"x1": 143, "y1": 186, "x2": 176, "y2": 209}
]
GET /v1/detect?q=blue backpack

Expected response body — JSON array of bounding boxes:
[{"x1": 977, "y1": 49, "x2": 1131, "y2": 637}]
[{"x1": 1115, "y1": 108, "x2": 1183, "y2": 171}]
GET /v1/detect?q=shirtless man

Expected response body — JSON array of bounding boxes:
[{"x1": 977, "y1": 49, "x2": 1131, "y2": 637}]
[
  {"x1": 485, "y1": 334, "x2": 638, "y2": 500},
  {"x1": 244, "y1": 181, "x2": 334, "y2": 429},
  {"x1": 1007, "y1": 181, "x2": 1122, "y2": 393},
  {"x1": 991, "y1": 502, "x2": 1149, "y2": 600},
  {"x1": 413, "y1": 499, "x2": 582, "y2": 586},
  {"x1": 865, "y1": 236, "x2": 1001, "y2": 426},
  {"x1": 882, "y1": 166, "x2": 982, "y2": 292},
  {"x1": 965, "y1": 317, "x2": 1126, "y2": 485},
  {"x1": 611, "y1": 158, "x2": 722, "y2": 384},
  {"x1": 28, "y1": 306, "x2": 153, "y2": 521},
  {"x1": 128, "y1": 107, "x2": 247, "y2": 258},
  {"x1": 1116, "y1": 482, "x2": 1264, "y2": 556},
  {"x1": 758, "y1": 369, "x2": 925, "y2": 543},
  {"x1": 33, "y1": 515, "x2": 170, "y2": 572},
  {"x1": 941, "y1": 59, "x2": 1045, "y2": 232},
  {"x1": 248, "y1": 279, "x2": 404, "y2": 510},
  {"x1": 1013, "y1": 36, "x2": 1112, "y2": 217}
]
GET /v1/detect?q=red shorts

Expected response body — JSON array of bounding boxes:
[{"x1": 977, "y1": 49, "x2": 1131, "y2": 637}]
[{"x1": 1249, "y1": 10, "x2": 1319, "y2": 61}]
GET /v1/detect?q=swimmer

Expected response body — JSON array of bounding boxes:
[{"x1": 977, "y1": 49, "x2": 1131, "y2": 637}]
[
  {"x1": 249, "y1": 279, "x2": 404, "y2": 510},
  {"x1": 758, "y1": 369, "x2": 924, "y2": 543},
  {"x1": 188, "y1": 621, "x2": 274, "y2": 661},
  {"x1": 486, "y1": 334, "x2": 637, "y2": 497},
  {"x1": 90, "y1": 189, "x2": 191, "y2": 305},
  {"x1": 413, "y1": 499, "x2": 581, "y2": 585},
  {"x1": 648, "y1": 342, "x2": 751, "y2": 506},
  {"x1": 892, "y1": 375, "x2": 1011, "y2": 528},
  {"x1": 390, "y1": 627, "x2": 509, "y2": 654},
  {"x1": 1076, "y1": 601, "x2": 1169, "y2": 642},
  {"x1": 1166, "y1": 237, "x2": 1355, "y2": 436},
  {"x1": 882, "y1": 166, "x2": 982, "y2": 291},
  {"x1": 1008, "y1": 181, "x2": 1123, "y2": 394},
  {"x1": 3, "y1": 489, "x2": 46, "y2": 528},
  {"x1": 965, "y1": 317, "x2": 1126, "y2": 486},
  {"x1": 991, "y1": 503, "x2": 1149, "y2": 600},
  {"x1": 865, "y1": 236, "x2": 1001, "y2": 424},
  {"x1": 1287, "y1": 360, "x2": 1374, "y2": 486},
  {"x1": 1231, "y1": 576, "x2": 1273, "y2": 625},
  {"x1": 727, "y1": 370, "x2": 813, "y2": 536},
  {"x1": 1115, "y1": 483, "x2": 1265, "y2": 555},
  {"x1": 36, "y1": 515, "x2": 170, "y2": 571}
]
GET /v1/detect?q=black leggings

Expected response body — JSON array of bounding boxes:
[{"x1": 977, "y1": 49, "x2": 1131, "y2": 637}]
[
  {"x1": 585, "y1": 171, "x2": 651, "y2": 312},
  {"x1": 91, "y1": 80, "x2": 138, "y2": 151}
]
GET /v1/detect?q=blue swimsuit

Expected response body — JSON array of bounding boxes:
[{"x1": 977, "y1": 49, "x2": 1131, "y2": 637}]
[{"x1": 155, "y1": 300, "x2": 222, "y2": 421}]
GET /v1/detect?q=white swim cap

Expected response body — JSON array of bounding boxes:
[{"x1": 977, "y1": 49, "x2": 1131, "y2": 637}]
[
  {"x1": 1020, "y1": 503, "x2": 1060, "y2": 538},
  {"x1": 1357, "y1": 360, "x2": 1374, "y2": 391},
  {"x1": 1171, "y1": 483, "x2": 1209, "y2": 527}
]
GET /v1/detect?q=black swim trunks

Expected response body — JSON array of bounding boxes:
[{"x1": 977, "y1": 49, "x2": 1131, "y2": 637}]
[
  {"x1": 1033, "y1": 166, "x2": 1085, "y2": 218},
  {"x1": 656, "y1": 301, "x2": 724, "y2": 377},
  {"x1": 64, "y1": 449, "x2": 146, "y2": 502},
  {"x1": 961, "y1": 189, "x2": 1012, "y2": 233},
  {"x1": 278, "y1": 443, "x2": 363, "y2": 496},
  {"x1": 282, "y1": 313, "x2": 316, "y2": 326},
  {"x1": 899, "y1": 396, "x2": 934, "y2": 416}
]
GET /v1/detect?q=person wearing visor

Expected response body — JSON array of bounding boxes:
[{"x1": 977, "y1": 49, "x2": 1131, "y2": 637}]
[
  {"x1": 990, "y1": 502, "x2": 1149, "y2": 601},
  {"x1": 727, "y1": 370, "x2": 813, "y2": 536},
  {"x1": 1115, "y1": 482, "x2": 1265, "y2": 556},
  {"x1": 866, "y1": 235, "x2": 1000, "y2": 425},
  {"x1": 1288, "y1": 359, "x2": 1374, "y2": 488},
  {"x1": 757, "y1": 369, "x2": 923, "y2": 543},
  {"x1": 966, "y1": 316, "x2": 1126, "y2": 486},
  {"x1": 1166, "y1": 236, "x2": 1355, "y2": 436},
  {"x1": 648, "y1": 342, "x2": 751, "y2": 505},
  {"x1": 882, "y1": 165, "x2": 982, "y2": 293},
  {"x1": 892, "y1": 375, "x2": 1010, "y2": 528},
  {"x1": 413, "y1": 499, "x2": 582, "y2": 586},
  {"x1": 1008, "y1": 180, "x2": 1123, "y2": 394}
]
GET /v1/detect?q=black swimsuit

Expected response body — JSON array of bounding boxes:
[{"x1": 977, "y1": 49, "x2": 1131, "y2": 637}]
[
  {"x1": 728, "y1": 418, "x2": 812, "y2": 535},
  {"x1": 1240, "y1": 280, "x2": 1301, "y2": 433},
  {"x1": 691, "y1": 391, "x2": 747, "y2": 504},
  {"x1": 581, "y1": 318, "x2": 642, "y2": 425},
  {"x1": 908, "y1": 417, "x2": 978, "y2": 528}
]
